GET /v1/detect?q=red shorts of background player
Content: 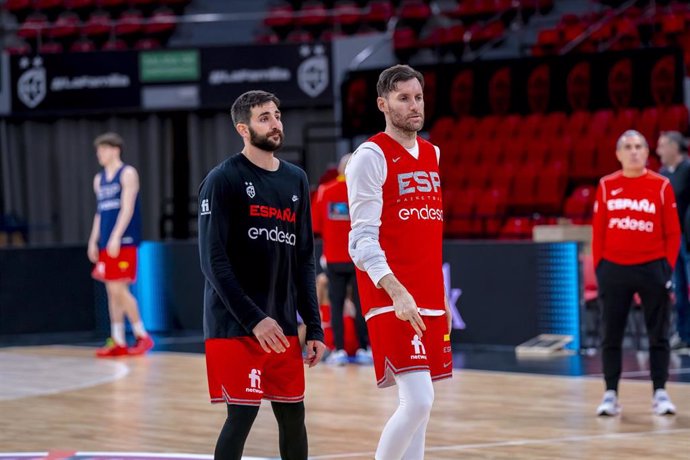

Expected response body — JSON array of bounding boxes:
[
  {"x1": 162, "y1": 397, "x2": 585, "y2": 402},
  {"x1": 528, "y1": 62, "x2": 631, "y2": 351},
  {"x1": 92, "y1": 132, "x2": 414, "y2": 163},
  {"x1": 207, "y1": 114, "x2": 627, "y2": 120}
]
[
  {"x1": 367, "y1": 312, "x2": 452, "y2": 388},
  {"x1": 205, "y1": 336, "x2": 304, "y2": 406},
  {"x1": 91, "y1": 246, "x2": 138, "y2": 283}
]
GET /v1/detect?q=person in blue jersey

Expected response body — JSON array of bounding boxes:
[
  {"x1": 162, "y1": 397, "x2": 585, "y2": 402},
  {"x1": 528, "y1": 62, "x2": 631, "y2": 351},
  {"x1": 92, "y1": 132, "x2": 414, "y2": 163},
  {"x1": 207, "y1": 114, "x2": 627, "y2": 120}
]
[
  {"x1": 87, "y1": 132, "x2": 154, "y2": 358},
  {"x1": 198, "y1": 90, "x2": 325, "y2": 460}
]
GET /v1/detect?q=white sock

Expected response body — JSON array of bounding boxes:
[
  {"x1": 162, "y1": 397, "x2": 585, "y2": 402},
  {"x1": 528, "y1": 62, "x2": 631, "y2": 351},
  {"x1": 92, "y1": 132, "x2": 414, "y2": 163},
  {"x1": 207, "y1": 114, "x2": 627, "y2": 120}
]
[
  {"x1": 111, "y1": 322, "x2": 126, "y2": 346},
  {"x1": 375, "y1": 371, "x2": 434, "y2": 460},
  {"x1": 132, "y1": 321, "x2": 148, "y2": 338}
]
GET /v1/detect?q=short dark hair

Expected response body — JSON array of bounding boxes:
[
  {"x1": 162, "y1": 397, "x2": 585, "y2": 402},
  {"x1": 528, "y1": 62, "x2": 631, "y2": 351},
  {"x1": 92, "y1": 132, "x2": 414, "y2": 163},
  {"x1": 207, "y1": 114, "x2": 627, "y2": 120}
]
[
  {"x1": 231, "y1": 90, "x2": 280, "y2": 126},
  {"x1": 94, "y1": 132, "x2": 124, "y2": 151},
  {"x1": 376, "y1": 64, "x2": 424, "y2": 98},
  {"x1": 661, "y1": 131, "x2": 687, "y2": 153}
]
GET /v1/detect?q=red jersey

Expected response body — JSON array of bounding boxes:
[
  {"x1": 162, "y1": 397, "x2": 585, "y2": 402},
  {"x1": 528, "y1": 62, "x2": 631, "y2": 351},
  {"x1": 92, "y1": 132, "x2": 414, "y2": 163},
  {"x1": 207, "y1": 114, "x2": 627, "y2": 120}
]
[
  {"x1": 356, "y1": 133, "x2": 445, "y2": 315},
  {"x1": 592, "y1": 169, "x2": 680, "y2": 268},
  {"x1": 312, "y1": 176, "x2": 351, "y2": 264}
]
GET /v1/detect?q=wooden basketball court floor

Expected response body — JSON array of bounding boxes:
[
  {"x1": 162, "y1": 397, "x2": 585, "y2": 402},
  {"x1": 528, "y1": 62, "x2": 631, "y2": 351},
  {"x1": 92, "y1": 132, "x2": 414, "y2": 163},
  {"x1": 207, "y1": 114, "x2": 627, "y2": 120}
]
[{"x1": 0, "y1": 343, "x2": 689, "y2": 459}]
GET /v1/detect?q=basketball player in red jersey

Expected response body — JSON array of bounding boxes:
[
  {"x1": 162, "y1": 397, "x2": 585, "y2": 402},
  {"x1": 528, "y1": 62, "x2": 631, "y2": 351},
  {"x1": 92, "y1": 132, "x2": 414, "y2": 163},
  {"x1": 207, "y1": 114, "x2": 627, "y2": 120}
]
[
  {"x1": 345, "y1": 64, "x2": 452, "y2": 459},
  {"x1": 593, "y1": 130, "x2": 680, "y2": 416}
]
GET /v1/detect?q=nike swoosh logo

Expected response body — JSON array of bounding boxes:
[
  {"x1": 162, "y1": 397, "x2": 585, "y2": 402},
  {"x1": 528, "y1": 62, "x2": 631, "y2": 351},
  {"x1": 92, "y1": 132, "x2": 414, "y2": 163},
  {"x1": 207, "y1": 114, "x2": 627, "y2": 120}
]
[
  {"x1": 611, "y1": 188, "x2": 623, "y2": 196},
  {"x1": 392, "y1": 157, "x2": 401, "y2": 163},
  {"x1": 443, "y1": 361, "x2": 452, "y2": 368}
]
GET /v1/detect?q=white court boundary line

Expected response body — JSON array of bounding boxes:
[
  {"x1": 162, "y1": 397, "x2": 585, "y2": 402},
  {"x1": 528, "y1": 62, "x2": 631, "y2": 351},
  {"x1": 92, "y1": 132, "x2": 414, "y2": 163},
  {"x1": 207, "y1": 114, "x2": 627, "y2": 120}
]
[
  {"x1": 308, "y1": 428, "x2": 690, "y2": 459},
  {"x1": 3, "y1": 430, "x2": 689, "y2": 460}
]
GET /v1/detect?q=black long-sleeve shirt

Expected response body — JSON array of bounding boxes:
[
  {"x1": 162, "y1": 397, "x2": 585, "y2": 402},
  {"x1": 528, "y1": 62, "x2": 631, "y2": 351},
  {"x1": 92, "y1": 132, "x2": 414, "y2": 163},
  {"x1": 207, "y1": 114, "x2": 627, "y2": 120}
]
[{"x1": 198, "y1": 153, "x2": 323, "y2": 342}]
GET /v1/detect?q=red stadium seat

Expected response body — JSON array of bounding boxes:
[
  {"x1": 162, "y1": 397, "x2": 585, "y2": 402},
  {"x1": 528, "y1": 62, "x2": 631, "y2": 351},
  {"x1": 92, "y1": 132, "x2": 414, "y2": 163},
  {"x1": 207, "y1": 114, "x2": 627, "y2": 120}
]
[
  {"x1": 47, "y1": 11, "x2": 80, "y2": 40},
  {"x1": 143, "y1": 7, "x2": 176, "y2": 36},
  {"x1": 102, "y1": 37, "x2": 128, "y2": 50},
  {"x1": 332, "y1": 1, "x2": 362, "y2": 33},
  {"x1": 5, "y1": 40, "x2": 32, "y2": 55},
  {"x1": 133, "y1": 37, "x2": 161, "y2": 49},
  {"x1": 38, "y1": 40, "x2": 64, "y2": 53},
  {"x1": 366, "y1": 0, "x2": 393, "y2": 30},
  {"x1": 70, "y1": 37, "x2": 97, "y2": 52},
  {"x1": 285, "y1": 29, "x2": 313, "y2": 43},
  {"x1": 296, "y1": 1, "x2": 328, "y2": 31},
  {"x1": 17, "y1": 12, "x2": 49, "y2": 41},
  {"x1": 609, "y1": 108, "x2": 639, "y2": 139},
  {"x1": 114, "y1": 9, "x2": 143, "y2": 37},
  {"x1": 499, "y1": 216, "x2": 534, "y2": 240},
  {"x1": 476, "y1": 187, "x2": 507, "y2": 237},
  {"x1": 534, "y1": 160, "x2": 567, "y2": 213},
  {"x1": 445, "y1": 188, "x2": 481, "y2": 238},
  {"x1": 570, "y1": 135, "x2": 599, "y2": 181},
  {"x1": 465, "y1": 162, "x2": 491, "y2": 190},
  {"x1": 83, "y1": 11, "x2": 112, "y2": 38},
  {"x1": 563, "y1": 185, "x2": 596, "y2": 224},
  {"x1": 511, "y1": 163, "x2": 538, "y2": 209},
  {"x1": 638, "y1": 107, "x2": 659, "y2": 149},
  {"x1": 455, "y1": 117, "x2": 477, "y2": 140},
  {"x1": 596, "y1": 134, "x2": 621, "y2": 177},
  {"x1": 568, "y1": 111, "x2": 591, "y2": 137},
  {"x1": 658, "y1": 104, "x2": 689, "y2": 133},
  {"x1": 590, "y1": 109, "x2": 613, "y2": 138}
]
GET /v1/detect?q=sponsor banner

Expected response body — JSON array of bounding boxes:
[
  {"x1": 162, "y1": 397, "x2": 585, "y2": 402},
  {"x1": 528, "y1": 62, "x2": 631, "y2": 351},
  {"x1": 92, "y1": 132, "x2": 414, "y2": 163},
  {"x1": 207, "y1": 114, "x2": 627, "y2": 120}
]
[
  {"x1": 10, "y1": 52, "x2": 140, "y2": 114},
  {"x1": 140, "y1": 49, "x2": 200, "y2": 83},
  {"x1": 341, "y1": 48, "x2": 684, "y2": 137},
  {"x1": 200, "y1": 43, "x2": 332, "y2": 108}
]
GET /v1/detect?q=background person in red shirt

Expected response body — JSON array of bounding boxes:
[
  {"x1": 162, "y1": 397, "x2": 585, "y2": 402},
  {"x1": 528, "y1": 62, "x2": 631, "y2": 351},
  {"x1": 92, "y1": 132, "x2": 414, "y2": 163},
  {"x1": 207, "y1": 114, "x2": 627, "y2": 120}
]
[
  {"x1": 592, "y1": 129, "x2": 680, "y2": 417},
  {"x1": 312, "y1": 154, "x2": 372, "y2": 365}
]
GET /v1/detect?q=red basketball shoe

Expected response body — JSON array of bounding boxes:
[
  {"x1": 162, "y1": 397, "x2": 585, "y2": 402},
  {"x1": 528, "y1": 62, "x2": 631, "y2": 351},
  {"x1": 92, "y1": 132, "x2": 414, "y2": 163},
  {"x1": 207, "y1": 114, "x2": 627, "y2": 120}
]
[
  {"x1": 96, "y1": 338, "x2": 129, "y2": 358},
  {"x1": 129, "y1": 335, "x2": 154, "y2": 356}
]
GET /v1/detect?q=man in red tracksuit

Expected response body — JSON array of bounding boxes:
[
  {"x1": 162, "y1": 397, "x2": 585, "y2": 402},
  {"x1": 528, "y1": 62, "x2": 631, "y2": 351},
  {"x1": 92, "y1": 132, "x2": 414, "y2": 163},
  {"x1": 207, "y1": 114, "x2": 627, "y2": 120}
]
[
  {"x1": 312, "y1": 154, "x2": 371, "y2": 365},
  {"x1": 592, "y1": 129, "x2": 680, "y2": 417}
]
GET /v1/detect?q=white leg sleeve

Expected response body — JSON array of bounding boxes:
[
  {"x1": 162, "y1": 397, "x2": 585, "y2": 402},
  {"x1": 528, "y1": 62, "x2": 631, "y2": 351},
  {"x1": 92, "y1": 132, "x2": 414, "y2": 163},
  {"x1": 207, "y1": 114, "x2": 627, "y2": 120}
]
[
  {"x1": 401, "y1": 416, "x2": 430, "y2": 460},
  {"x1": 375, "y1": 371, "x2": 434, "y2": 460}
]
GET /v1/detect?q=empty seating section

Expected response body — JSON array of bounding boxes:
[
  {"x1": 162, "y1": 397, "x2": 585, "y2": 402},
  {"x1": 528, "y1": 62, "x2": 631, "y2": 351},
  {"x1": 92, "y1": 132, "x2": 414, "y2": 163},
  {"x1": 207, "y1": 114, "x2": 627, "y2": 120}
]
[
  {"x1": 433, "y1": 104, "x2": 689, "y2": 239},
  {"x1": 261, "y1": 0, "x2": 553, "y2": 54},
  {"x1": 3, "y1": 0, "x2": 189, "y2": 54},
  {"x1": 532, "y1": 1, "x2": 690, "y2": 70}
]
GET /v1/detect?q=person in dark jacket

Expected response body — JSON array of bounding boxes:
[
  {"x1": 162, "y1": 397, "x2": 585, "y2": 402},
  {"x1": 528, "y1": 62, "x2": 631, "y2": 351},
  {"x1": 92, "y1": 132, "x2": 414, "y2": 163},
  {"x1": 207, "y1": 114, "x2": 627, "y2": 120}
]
[{"x1": 198, "y1": 90, "x2": 325, "y2": 460}]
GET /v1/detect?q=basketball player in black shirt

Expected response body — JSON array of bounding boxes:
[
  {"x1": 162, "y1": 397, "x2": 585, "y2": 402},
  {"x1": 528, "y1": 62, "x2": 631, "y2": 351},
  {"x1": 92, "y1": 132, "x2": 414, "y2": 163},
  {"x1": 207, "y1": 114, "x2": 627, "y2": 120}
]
[{"x1": 198, "y1": 90, "x2": 326, "y2": 460}]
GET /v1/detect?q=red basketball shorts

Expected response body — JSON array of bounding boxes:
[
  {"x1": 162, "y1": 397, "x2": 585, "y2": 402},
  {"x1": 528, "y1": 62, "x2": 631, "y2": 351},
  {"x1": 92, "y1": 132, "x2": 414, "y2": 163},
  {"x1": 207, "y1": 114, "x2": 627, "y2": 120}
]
[
  {"x1": 367, "y1": 312, "x2": 452, "y2": 388},
  {"x1": 91, "y1": 246, "x2": 137, "y2": 283},
  {"x1": 205, "y1": 336, "x2": 304, "y2": 406}
]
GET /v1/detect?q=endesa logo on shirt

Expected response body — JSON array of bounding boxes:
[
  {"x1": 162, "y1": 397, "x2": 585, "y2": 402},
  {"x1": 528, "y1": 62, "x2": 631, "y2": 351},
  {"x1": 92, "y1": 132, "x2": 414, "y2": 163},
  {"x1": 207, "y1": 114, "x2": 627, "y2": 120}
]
[
  {"x1": 396, "y1": 171, "x2": 443, "y2": 221},
  {"x1": 248, "y1": 204, "x2": 297, "y2": 246},
  {"x1": 606, "y1": 198, "x2": 657, "y2": 233}
]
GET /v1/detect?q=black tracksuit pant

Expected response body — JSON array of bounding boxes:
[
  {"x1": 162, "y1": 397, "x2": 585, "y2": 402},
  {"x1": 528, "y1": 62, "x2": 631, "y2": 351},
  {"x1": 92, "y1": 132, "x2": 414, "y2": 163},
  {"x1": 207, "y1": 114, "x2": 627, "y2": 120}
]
[
  {"x1": 596, "y1": 258, "x2": 672, "y2": 392},
  {"x1": 326, "y1": 262, "x2": 369, "y2": 351}
]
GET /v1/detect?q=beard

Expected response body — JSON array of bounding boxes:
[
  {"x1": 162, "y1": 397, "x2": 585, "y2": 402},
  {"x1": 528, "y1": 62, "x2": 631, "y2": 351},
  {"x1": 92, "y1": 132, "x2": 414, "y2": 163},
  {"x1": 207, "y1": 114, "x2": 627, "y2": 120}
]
[
  {"x1": 390, "y1": 110, "x2": 424, "y2": 134},
  {"x1": 249, "y1": 126, "x2": 284, "y2": 152}
]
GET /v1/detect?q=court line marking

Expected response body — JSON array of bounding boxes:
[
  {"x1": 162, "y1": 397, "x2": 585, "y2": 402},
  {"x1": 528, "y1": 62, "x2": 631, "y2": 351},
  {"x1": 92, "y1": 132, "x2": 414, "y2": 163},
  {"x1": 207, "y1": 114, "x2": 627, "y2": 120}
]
[{"x1": 308, "y1": 428, "x2": 690, "y2": 459}]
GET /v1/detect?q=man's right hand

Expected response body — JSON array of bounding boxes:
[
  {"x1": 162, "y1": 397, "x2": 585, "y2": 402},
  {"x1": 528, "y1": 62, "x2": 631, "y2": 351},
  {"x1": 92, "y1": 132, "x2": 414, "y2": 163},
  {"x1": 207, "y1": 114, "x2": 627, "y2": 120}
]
[
  {"x1": 392, "y1": 289, "x2": 426, "y2": 338},
  {"x1": 252, "y1": 317, "x2": 290, "y2": 353}
]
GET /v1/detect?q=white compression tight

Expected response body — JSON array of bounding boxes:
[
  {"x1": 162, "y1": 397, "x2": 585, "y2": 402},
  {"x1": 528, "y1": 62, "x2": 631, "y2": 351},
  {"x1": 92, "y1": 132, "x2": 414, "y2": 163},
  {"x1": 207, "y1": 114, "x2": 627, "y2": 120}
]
[{"x1": 375, "y1": 371, "x2": 435, "y2": 460}]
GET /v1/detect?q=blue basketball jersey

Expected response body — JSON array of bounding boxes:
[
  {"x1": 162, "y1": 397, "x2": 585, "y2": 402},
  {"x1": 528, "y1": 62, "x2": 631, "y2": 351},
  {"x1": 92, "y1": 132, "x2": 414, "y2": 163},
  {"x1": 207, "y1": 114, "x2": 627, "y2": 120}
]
[{"x1": 97, "y1": 164, "x2": 142, "y2": 249}]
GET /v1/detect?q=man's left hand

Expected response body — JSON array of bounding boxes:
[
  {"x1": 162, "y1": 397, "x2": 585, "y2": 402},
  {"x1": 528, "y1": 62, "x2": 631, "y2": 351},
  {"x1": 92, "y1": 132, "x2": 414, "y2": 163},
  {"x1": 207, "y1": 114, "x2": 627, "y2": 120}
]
[
  {"x1": 304, "y1": 340, "x2": 327, "y2": 368},
  {"x1": 106, "y1": 238, "x2": 121, "y2": 258}
]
